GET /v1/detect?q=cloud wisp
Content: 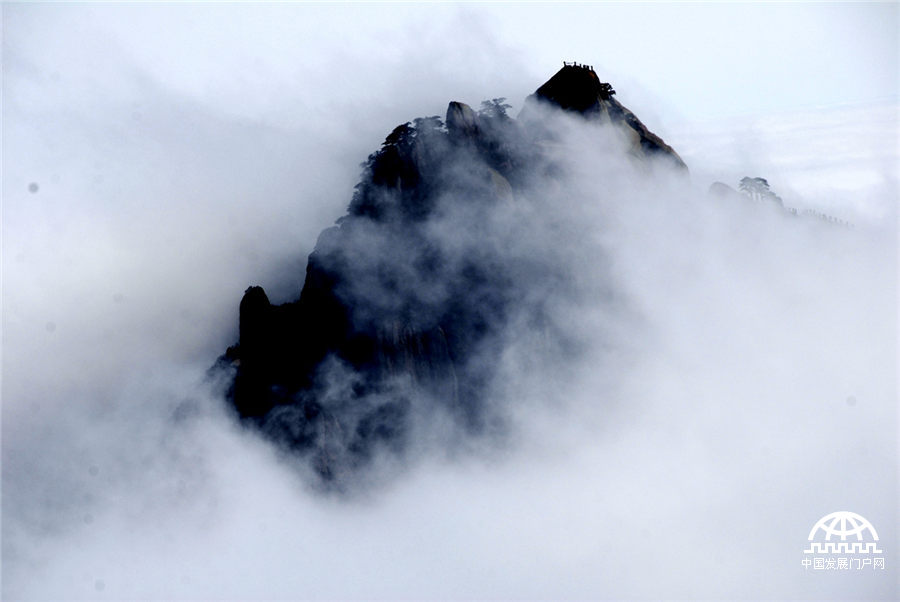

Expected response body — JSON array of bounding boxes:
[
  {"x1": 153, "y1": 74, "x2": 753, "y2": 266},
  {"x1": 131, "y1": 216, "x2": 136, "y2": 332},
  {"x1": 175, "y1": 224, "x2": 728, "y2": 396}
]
[{"x1": 3, "y1": 5, "x2": 897, "y2": 600}]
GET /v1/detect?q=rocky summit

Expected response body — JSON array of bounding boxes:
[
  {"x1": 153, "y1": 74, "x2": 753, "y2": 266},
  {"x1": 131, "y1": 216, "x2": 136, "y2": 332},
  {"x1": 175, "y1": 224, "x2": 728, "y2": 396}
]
[
  {"x1": 213, "y1": 63, "x2": 686, "y2": 486},
  {"x1": 524, "y1": 63, "x2": 686, "y2": 170}
]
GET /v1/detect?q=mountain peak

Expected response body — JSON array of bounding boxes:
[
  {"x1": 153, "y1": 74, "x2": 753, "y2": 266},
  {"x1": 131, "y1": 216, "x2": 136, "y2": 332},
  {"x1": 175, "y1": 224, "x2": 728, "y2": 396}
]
[
  {"x1": 216, "y1": 63, "x2": 689, "y2": 487},
  {"x1": 534, "y1": 62, "x2": 616, "y2": 112},
  {"x1": 523, "y1": 62, "x2": 686, "y2": 170}
]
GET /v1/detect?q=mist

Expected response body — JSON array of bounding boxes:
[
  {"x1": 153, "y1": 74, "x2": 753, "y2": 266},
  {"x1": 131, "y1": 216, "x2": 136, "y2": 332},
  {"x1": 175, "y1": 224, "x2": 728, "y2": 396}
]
[{"x1": 3, "y1": 3, "x2": 897, "y2": 600}]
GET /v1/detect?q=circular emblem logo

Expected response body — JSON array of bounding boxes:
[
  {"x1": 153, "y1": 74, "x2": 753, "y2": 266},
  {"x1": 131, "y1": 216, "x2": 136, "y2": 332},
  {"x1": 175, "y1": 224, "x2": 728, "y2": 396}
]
[{"x1": 808, "y1": 511, "x2": 880, "y2": 542}]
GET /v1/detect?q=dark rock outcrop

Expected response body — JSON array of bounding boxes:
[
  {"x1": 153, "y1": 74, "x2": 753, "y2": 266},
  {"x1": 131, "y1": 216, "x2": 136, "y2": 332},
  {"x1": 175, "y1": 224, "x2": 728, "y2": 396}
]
[
  {"x1": 522, "y1": 64, "x2": 687, "y2": 170},
  {"x1": 215, "y1": 63, "x2": 688, "y2": 486},
  {"x1": 446, "y1": 101, "x2": 480, "y2": 142}
]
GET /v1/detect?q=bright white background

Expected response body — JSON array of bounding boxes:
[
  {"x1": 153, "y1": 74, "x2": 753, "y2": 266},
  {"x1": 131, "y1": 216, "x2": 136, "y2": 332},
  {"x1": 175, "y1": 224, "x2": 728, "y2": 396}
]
[{"x1": 3, "y1": 2, "x2": 897, "y2": 600}]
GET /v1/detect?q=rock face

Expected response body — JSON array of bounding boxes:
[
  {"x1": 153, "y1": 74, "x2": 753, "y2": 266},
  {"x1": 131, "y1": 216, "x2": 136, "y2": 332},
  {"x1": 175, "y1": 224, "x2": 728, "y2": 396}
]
[
  {"x1": 216, "y1": 64, "x2": 686, "y2": 485},
  {"x1": 446, "y1": 101, "x2": 480, "y2": 141},
  {"x1": 523, "y1": 64, "x2": 687, "y2": 170}
]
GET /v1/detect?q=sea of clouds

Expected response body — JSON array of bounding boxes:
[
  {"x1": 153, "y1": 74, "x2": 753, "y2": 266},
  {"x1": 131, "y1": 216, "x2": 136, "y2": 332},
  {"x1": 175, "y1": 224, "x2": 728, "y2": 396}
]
[{"x1": 3, "y1": 4, "x2": 897, "y2": 600}]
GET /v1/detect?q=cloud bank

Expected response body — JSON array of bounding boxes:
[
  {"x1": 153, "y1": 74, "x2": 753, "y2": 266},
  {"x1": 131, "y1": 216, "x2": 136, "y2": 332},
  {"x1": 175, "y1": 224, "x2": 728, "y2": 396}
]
[{"x1": 3, "y1": 4, "x2": 897, "y2": 600}]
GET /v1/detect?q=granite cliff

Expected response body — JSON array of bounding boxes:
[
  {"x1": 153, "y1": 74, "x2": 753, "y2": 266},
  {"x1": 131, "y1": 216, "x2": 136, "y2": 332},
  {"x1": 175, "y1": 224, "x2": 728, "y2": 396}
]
[{"x1": 214, "y1": 64, "x2": 686, "y2": 485}]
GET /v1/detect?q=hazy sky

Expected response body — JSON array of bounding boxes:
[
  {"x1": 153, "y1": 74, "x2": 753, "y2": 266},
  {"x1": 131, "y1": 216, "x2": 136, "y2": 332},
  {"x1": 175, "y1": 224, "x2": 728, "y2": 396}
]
[
  {"x1": 3, "y1": 3, "x2": 898, "y2": 600},
  {"x1": 6, "y1": 2, "x2": 897, "y2": 123}
]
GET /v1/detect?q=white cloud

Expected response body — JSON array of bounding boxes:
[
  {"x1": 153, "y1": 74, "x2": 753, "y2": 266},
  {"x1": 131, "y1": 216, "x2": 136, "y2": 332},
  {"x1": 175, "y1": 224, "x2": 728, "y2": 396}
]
[{"x1": 3, "y1": 3, "x2": 896, "y2": 600}]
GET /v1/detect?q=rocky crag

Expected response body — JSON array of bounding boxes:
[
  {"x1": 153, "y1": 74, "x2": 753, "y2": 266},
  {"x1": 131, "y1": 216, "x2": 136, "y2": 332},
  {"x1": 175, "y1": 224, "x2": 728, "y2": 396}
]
[{"x1": 214, "y1": 64, "x2": 686, "y2": 485}]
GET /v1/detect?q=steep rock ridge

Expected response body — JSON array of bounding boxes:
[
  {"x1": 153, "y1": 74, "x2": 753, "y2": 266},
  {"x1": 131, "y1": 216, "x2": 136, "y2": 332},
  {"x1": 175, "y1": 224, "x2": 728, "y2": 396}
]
[
  {"x1": 522, "y1": 63, "x2": 687, "y2": 170},
  {"x1": 709, "y1": 179, "x2": 853, "y2": 227},
  {"x1": 216, "y1": 64, "x2": 688, "y2": 485}
]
